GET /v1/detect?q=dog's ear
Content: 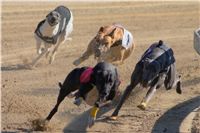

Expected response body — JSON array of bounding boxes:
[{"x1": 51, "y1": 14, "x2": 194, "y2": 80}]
[
  {"x1": 46, "y1": 13, "x2": 49, "y2": 18},
  {"x1": 56, "y1": 13, "x2": 61, "y2": 21},
  {"x1": 109, "y1": 28, "x2": 117, "y2": 38},
  {"x1": 98, "y1": 27, "x2": 104, "y2": 32},
  {"x1": 58, "y1": 82, "x2": 63, "y2": 89},
  {"x1": 46, "y1": 11, "x2": 52, "y2": 18},
  {"x1": 158, "y1": 40, "x2": 163, "y2": 45}
]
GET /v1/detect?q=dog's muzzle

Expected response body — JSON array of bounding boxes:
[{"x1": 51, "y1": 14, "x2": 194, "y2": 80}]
[
  {"x1": 95, "y1": 49, "x2": 101, "y2": 57},
  {"x1": 48, "y1": 16, "x2": 58, "y2": 26},
  {"x1": 47, "y1": 11, "x2": 60, "y2": 26}
]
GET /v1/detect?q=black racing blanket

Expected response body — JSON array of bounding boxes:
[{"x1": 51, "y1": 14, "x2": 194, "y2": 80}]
[
  {"x1": 140, "y1": 41, "x2": 175, "y2": 73},
  {"x1": 35, "y1": 6, "x2": 71, "y2": 44}
]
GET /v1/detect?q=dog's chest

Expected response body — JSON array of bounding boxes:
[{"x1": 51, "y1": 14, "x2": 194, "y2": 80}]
[
  {"x1": 96, "y1": 47, "x2": 122, "y2": 62},
  {"x1": 39, "y1": 21, "x2": 59, "y2": 37},
  {"x1": 85, "y1": 87, "x2": 99, "y2": 106}
]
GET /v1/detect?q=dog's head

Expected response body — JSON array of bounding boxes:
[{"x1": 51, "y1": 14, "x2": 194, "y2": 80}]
[
  {"x1": 93, "y1": 62, "x2": 117, "y2": 102},
  {"x1": 141, "y1": 58, "x2": 161, "y2": 88},
  {"x1": 94, "y1": 26, "x2": 121, "y2": 57},
  {"x1": 46, "y1": 11, "x2": 61, "y2": 26}
]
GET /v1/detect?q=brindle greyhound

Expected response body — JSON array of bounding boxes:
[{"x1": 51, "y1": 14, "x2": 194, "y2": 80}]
[
  {"x1": 110, "y1": 40, "x2": 182, "y2": 120},
  {"x1": 73, "y1": 24, "x2": 135, "y2": 66}
]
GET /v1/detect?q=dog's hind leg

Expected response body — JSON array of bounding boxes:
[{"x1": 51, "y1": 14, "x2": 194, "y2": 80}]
[
  {"x1": 46, "y1": 82, "x2": 73, "y2": 121},
  {"x1": 164, "y1": 64, "x2": 182, "y2": 94},
  {"x1": 111, "y1": 83, "x2": 138, "y2": 119},
  {"x1": 111, "y1": 65, "x2": 141, "y2": 119}
]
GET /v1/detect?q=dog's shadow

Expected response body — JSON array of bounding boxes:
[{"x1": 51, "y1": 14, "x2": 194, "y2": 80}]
[
  {"x1": 1, "y1": 64, "x2": 32, "y2": 71},
  {"x1": 152, "y1": 96, "x2": 200, "y2": 133},
  {"x1": 63, "y1": 100, "x2": 118, "y2": 133}
]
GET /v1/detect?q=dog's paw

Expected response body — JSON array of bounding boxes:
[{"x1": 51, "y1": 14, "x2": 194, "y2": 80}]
[
  {"x1": 176, "y1": 81, "x2": 182, "y2": 94},
  {"x1": 49, "y1": 56, "x2": 55, "y2": 64},
  {"x1": 73, "y1": 59, "x2": 80, "y2": 66},
  {"x1": 109, "y1": 116, "x2": 118, "y2": 120},
  {"x1": 66, "y1": 37, "x2": 72, "y2": 41},
  {"x1": 112, "y1": 61, "x2": 123, "y2": 66},
  {"x1": 25, "y1": 64, "x2": 34, "y2": 70},
  {"x1": 137, "y1": 102, "x2": 147, "y2": 110},
  {"x1": 88, "y1": 115, "x2": 96, "y2": 128},
  {"x1": 67, "y1": 93, "x2": 75, "y2": 98},
  {"x1": 45, "y1": 51, "x2": 50, "y2": 59},
  {"x1": 73, "y1": 97, "x2": 83, "y2": 106},
  {"x1": 37, "y1": 48, "x2": 45, "y2": 55}
]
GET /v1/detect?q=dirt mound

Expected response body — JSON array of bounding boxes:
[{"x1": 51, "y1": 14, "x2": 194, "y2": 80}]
[{"x1": 31, "y1": 118, "x2": 50, "y2": 131}]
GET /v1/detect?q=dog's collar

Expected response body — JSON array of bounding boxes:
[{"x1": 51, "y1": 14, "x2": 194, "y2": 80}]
[{"x1": 35, "y1": 20, "x2": 58, "y2": 44}]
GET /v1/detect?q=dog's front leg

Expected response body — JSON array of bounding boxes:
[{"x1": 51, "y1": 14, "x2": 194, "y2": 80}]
[
  {"x1": 138, "y1": 75, "x2": 165, "y2": 110},
  {"x1": 112, "y1": 49, "x2": 125, "y2": 66},
  {"x1": 49, "y1": 41, "x2": 62, "y2": 64},
  {"x1": 35, "y1": 35, "x2": 43, "y2": 55},
  {"x1": 88, "y1": 106, "x2": 99, "y2": 128},
  {"x1": 30, "y1": 48, "x2": 48, "y2": 68},
  {"x1": 66, "y1": 37, "x2": 72, "y2": 41},
  {"x1": 137, "y1": 85, "x2": 157, "y2": 110},
  {"x1": 111, "y1": 66, "x2": 141, "y2": 119},
  {"x1": 30, "y1": 43, "x2": 52, "y2": 68},
  {"x1": 45, "y1": 50, "x2": 51, "y2": 59},
  {"x1": 73, "y1": 40, "x2": 94, "y2": 66}
]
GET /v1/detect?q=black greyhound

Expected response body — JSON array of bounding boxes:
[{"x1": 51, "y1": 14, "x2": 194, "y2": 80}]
[
  {"x1": 45, "y1": 62, "x2": 120, "y2": 127},
  {"x1": 111, "y1": 40, "x2": 182, "y2": 120}
]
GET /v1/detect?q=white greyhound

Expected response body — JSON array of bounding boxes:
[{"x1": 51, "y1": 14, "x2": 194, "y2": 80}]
[{"x1": 30, "y1": 6, "x2": 73, "y2": 67}]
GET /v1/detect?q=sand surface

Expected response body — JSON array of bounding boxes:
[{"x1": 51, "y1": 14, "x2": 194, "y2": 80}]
[{"x1": 2, "y1": 1, "x2": 200, "y2": 133}]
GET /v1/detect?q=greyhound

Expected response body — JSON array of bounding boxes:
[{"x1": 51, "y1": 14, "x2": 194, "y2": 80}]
[
  {"x1": 30, "y1": 6, "x2": 73, "y2": 67},
  {"x1": 110, "y1": 40, "x2": 182, "y2": 120},
  {"x1": 73, "y1": 24, "x2": 135, "y2": 66},
  {"x1": 45, "y1": 62, "x2": 120, "y2": 127}
]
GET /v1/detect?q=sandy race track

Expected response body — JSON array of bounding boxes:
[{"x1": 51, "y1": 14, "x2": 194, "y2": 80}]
[{"x1": 1, "y1": 1, "x2": 200, "y2": 133}]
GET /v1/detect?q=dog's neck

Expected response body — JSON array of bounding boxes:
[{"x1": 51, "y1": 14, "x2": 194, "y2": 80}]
[{"x1": 39, "y1": 20, "x2": 59, "y2": 37}]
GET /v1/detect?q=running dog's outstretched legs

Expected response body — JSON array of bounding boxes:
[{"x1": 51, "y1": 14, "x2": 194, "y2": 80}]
[
  {"x1": 111, "y1": 65, "x2": 141, "y2": 119},
  {"x1": 30, "y1": 44, "x2": 51, "y2": 67},
  {"x1": 46, "y1": 83, "x2": 73, "y2": 121},
  {"x1": 137, "y1": 85, "x2": 157, "y2": 110},
  {"x1": 73, "y1": 39, "x2": 95, "y2": 66}
]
